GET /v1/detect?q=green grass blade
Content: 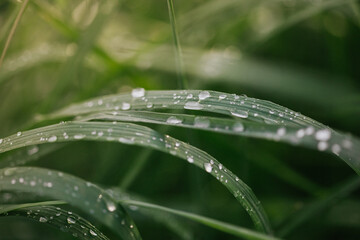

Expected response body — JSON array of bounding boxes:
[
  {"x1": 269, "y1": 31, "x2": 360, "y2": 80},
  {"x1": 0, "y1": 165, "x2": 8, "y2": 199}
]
[
  {"x1": 0, "y1": 0, "x2": 29, "y2": 68},
  {"x1": 44, "y1": 89, "x2": 360, "y2": 175},
  {"x1": 0, "y1": 167, "x2": 141, "y2": 239},
  {"x1": 167, "y1": 0, "x2": 188, "y2": 89},
  {"x1": 0, "y1": 121, "x2": 272, "y2": 234},
  {"x1": 1, "y1": 202, "x2": 109, "y2": 240},
  {"x1": 114, "y1": 197, "x2": 279, "y2": 240}
]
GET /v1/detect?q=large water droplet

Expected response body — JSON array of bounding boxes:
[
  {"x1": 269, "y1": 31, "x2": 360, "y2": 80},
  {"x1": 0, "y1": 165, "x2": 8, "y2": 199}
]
[
  {"x1": 106, "y1": 200, "x2": 117, "y2": 212},
  {"x1": 119, "y1": 137, "x2": 134, "y2": 144},
  {"x1": 27, "y1": 146, "x2": 39, "y2": 155},
  {"x1": 204, "y1": 163, "x2": 212, "y2": 173},
  {"x1": 166, "y1": 116, "x2": 183, "y2": 124},
  {"x1": 131, "y1": 88, "x2": 145, "y2": 98},
  {"x1": 17, "y1": 132, "x2": 22, "y2": 137},
  {"x1": 184, "y1": 101, "x2": 203, "y2": 110},
  {"x1": 277, "y1": 127, "x2": 286, "y2": 136},
  {"x1": 121, "y1": 102, "x2": 131, "y2": 110},
  {"x1": 231, "y1": 110, "x2": 248, "y2": 118},
  {"x1": 315, "y1": 129, "x2": 331, "y2": 141},
  {"x1": 194, "y1": 117, "x2": 210, "y2": 128},
  {"x1": 48, "y1": 136, "x2": 57, "y2": 142},
  {"x1": 187, "y1": 156, "x2": 194, "y2": 163},
  {"x1": 317, "y1": 141, "x2": 328, "y2": 151},
  {"x1": 198, "y1": 91, "x2": 210, "y2": 100}
]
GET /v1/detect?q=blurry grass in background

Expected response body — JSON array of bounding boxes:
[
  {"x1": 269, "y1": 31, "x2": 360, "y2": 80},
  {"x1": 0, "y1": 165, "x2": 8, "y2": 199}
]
[{"x1": 0, "y1": 0, "x2": 360, "y2": 239}]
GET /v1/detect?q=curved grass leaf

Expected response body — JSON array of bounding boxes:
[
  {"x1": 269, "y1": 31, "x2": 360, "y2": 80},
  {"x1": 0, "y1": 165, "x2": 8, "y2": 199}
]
[
  {"x1": 111, "y1": 196, "x2": 279, "y2": 240},
  {"x1": 44, "y1": 90, "x2": 360, "y2": 175},
  {"x1": 0, "y1": 121, "x2": 272, "y2": 234},
  {"x1": 0, "y1": 167, "x2": 141, "y2": 240},
  {"x1": 0, "y1": 201, "x2": 109, "y2": 240}
]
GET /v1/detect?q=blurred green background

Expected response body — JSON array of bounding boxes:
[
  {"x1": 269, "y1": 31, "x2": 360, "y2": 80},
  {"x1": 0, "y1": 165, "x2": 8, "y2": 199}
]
[{"x1": 0, "y1": 0, "x2": 360, "y2": 239}]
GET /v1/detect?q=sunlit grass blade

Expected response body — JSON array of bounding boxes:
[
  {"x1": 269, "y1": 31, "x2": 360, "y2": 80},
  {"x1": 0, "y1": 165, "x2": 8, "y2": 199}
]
[
  {"x1": 108, "y1": 191, "x2": 279, "y2": 240},
  {"x1": 0, "y1": 0, "x2": 29, "y2": 68},
  {"x1": 0, "y1": 121, "x2": 272, "y2": 233},
  {"x1": 277, "y1": 176, "x2": 360, "y2": 237},
  {"x1": 44, "y1": 89, "x2": 360, "y2": 175},
  {"x1": 0, "y1": 201, "x2": 109, "y2": 239},
  {"x1": 0, "y1": 167, "x2": 141, "y2": 239}
]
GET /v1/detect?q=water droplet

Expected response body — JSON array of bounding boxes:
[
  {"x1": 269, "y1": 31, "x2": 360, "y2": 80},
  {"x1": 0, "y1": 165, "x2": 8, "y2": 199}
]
[
  {"x1": 194, "y1": 117, "x2": 210, "y2": 128},
  {"x1": 218, "y1": 163, "x2": 223, "y2": 170},
  {"x1": 184, "y1": 101, "x2": 203, "y2": 110},
  {"x1": 74, "y1": 134, "x2": 86, "y2": 140},
  {"x1": 30, "y1": 181, "x2": 36, "y2": 186},
  {"x1": 277, "y1": 127, "x2": 286, "y2": 136},
  {"x1": 0, "y1": 139, "x2": 3, "y2": 144},
  {"x1": 39, "y1": 217, "x2": 48, "y2": 223},
  {"x1": 166, "y1": 116, "x2": 183, "y2": 124},
  {"x1": 106, "y1": 200, "x2": 117, "y2": 212},
  {"x1": 89, "y1": 230, "x2": 97, "y2": 236},
  {"x1": 331, "y1": 144, "x2": 341, "y2": 155},
  {"x1": 305, "y1": 126, "x2": 314, "y2": 135},
  {"x1": 296, "y1": 129, "x2": 305, "y2": 138},
  {"x1": 219, "y1": 94, "x2": 226, "y2": 100},
  {"x1": 17, "y1": 132, "x2": 22, "y2": 137},
  {"x1": 67, "y1": 217, "x2": 76, "y2": 224},
  {"x1": 231, "y1": 110, "x2": 248, "y2": 118},
  {"x1": 121, "y1": 102, "x2": 131, "y2": 110},
  {"x1": 198, "y1": 91, "x2": 210, "y2": 100},
  {"x1": 204, "y1": 163, "x2": 212, "y2": 173},
  {"x1": 131, "y1": 88, "x2": 145, "y2": 98},
  {"x1": 232, "y1": 122, "x2": 244, "y2": 132},
  {"x1": 315, "y1": 129, "x2": 331, "y2": 141},
  {"x1": 27, "y1": 146, "x2": 39, "y2": 155},
  {"x1": 146, "y1": 103, "x2": 153, "y2": 108},
  {"x1": 119, "y1": 137, "x2": 134, "y2": 144},
  {"x1": 317, "y1": 141, "x2": 328, "y2": 151},
  {"x1": 187, "y1": 156, "x2": 194, "y2": 163},
  {"x1": 48, "y1": 136, "x2": 57, "y2": 142}
]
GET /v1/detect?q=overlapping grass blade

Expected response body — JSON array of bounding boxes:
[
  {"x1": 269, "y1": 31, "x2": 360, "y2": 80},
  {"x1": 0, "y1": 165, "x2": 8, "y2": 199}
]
[
  {"x1": 108, "y1": 191, "x2": 279, "y2": 240},
  {"x1": 0, "y1": 167, "x2": 141, "y2": 239},
  {"x1": 0, "y1": 201, "x2": 109, "y2": 240},
  {"x1": 0, "y1": 121, "x2": 272, "y2": 234},
  {"x1": 44, "y1": 90, "x2": 360, "y2": 175},
  {"x1": 108, "y1": 189, "x2": 193, "y2": 240}
]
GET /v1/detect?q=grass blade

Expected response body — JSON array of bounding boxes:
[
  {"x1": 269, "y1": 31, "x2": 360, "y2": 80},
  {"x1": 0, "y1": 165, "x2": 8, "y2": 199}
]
[
  {"x1": 0, "y1": 167, "x2": 141, "y2": 239},
  {"x1": 0, "y1": 0, "x2": 29, "y2": 68},
  {"x1": 0, "y1": 201, "x2": 109, "y2": 240},
  {"x1": 112, "y1": 196, "x2": 279, "y2": 240},
  {"x1": 44, "y1": 89, "x2": 360, "y2": 175},
  {"x1": 167, "y1": 0, "x2": 188, "y2": 89},
  {"x1": 0, "y1": 121, "x2": 272, "y2": 233}
]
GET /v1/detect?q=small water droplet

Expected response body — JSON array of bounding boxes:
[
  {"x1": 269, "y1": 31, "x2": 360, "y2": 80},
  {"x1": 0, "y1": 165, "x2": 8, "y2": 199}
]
[
  {"x1": 39, "y1": 217, "x2": 48, "y2": 223},
  {"x1": 0, "y1": 139, "x2": 3, "y2": 144},
  {"x1": 27, "y1": 146, "x2": 39, "y2": 155},
  {"x1": 74, "y1": 134, "x2": 86, "y2": 140},
  {"x1": 184, "y1": 101, "x2": 203, "y2": 110},
  {"x1": 89, "y1": 230, "x2": 97, "y2": 236},
  {"x1": 204, "y1": 163, "x2": 212, "y2": 173},
  {"x1": 67, "y1": 217, "x2": 76, "y2": 224},
  {"x1": 121, "y1": 102, "x2": 131, "y2": 110},
  {"x1": 277, "y1": 127, "x2": 286, "y2": 136},
  {"x1": 296, "y1": 129, "x2": 305, "y2": 138},
  {"x1": 119, "y1": 137, "x2": 134, "y2": 144},
  {"x1": 106, "y1": 200, "x2": 117, "y2": 212},
  {"x1": 187, "y1": 156, "x2": 194, "y2": 163},
  {"x1": 198, "y1": 91, "x2": 210, "y2": 100},
  {"x1": 166, "y1": 116, "x2": 183, "y2": 124},
  {"x1": 331, "y1": 144, "x2": 341, "y2": 155},
  {"x1": 17, "y1": 132, "x2": 22, "y2": 137},
  {"x1": 231, "y1": 110, "x2": 248, "y2": 118},
  {"x1": 232, "y1": 122, "x2": 244, "y2": 132},
  {"x1": 315, "y1": 129, "x2": 331, "y2": 141},
  {"x1": 317, "y1": 141, "x2": 328, "y2": 151},
  {"x1": 219, "y1": 94, "x2": 226, "y2": 100},
  {"x1": 131, "y1": 88, "x2": 145, "y2": 98},
  {"x1": 48, "y1": 136, "x2": 57, "y2": 142}
]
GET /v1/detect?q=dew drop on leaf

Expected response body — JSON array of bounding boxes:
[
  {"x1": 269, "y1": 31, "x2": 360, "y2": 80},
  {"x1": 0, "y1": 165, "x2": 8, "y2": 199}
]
[
  {"x1": 131, "y1": 88, "x2": 145, "y2": 98},
  {"x1": 204, "y1": 163, "x2": 212, "y2": 173}
]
